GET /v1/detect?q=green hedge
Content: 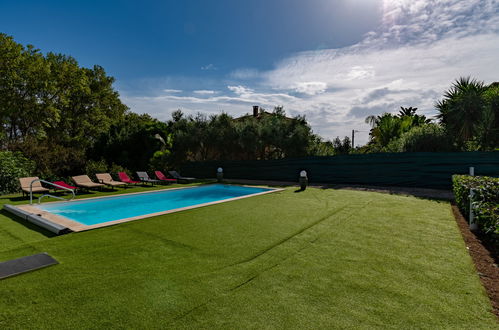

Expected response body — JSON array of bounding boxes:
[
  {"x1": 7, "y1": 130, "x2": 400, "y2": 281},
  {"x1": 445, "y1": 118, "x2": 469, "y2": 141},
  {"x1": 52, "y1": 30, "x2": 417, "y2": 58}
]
[
  {"x1": 0, "y1": 151, "x2": 35, "y2": 194},
  {"x1": 452, "y1": 175, "x2": 499, "y2": 240}
]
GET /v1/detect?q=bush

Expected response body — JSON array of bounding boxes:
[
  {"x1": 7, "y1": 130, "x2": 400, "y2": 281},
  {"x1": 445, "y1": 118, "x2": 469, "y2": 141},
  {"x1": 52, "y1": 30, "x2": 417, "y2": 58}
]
[
  {"x1": 0, "y1": 151, "x2": 36, "y2": 194},
  {"x1": 387, "y1": 124, "x2": 453, "y2": 152},
  {"x1": 452, "y1": 175, "x2": 499, "y2": 241},
  {"x1": 85, "y1": 159, "x2": 108, "y2": 181},
  {"x1": 109, "y1": 163, "x2": 130, "y2": 180}
]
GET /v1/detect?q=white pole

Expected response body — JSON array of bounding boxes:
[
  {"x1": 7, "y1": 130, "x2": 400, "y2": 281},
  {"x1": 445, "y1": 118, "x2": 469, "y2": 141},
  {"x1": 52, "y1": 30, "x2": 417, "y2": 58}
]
[
  {"x1": 469, "y1": 189, "x2": 478, "y2": 230},
  {"x1": 468, "y1": 166, "x2": 478, "y2": 230}
]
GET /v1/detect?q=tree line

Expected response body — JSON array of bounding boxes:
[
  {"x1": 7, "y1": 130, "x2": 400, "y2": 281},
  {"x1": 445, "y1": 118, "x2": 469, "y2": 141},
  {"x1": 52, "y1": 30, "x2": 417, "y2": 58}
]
[
  {"x1": 361, "y1": 78, "x2": 499, "y2": 153},
  {"x1": 0, "y1": 34, "x2": 337, "y2": 181},
  {"x1": 1, "y1": 33, "x2": 497, "y2": 189}
]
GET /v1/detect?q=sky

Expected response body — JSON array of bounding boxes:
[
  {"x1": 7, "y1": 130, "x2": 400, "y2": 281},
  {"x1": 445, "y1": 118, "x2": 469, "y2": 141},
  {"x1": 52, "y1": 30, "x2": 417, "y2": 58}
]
[{"x1": 1, "y1": 0, "x2": 499, "y2": 145}]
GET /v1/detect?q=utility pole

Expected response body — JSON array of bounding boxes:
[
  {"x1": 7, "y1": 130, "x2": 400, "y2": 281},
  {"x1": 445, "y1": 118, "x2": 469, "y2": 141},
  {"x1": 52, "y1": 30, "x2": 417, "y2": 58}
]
[{"x1": 352, "y1": 130, "x2": 359, "y2": 148}]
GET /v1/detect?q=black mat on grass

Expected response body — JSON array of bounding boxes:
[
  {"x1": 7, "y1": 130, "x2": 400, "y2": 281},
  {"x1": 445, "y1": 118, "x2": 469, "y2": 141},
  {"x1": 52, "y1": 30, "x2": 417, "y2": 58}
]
[{"x1": 0, "y1": 253, "x2": 58, "y2": 280}]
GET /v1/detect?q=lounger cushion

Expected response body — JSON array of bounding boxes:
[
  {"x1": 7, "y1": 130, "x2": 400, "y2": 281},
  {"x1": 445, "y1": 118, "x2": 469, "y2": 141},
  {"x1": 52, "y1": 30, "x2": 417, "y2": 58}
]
[
  {"x1": 96, "y1": 173, "x2": 126, "y2": 186},
  {"x1": 21, "y1": 187, "x2": 49, "y2": 193},
  {"x1": 72, "y1": 175, "x2": 105, "y2": 188},
  {"x1": 19, "y1": 177, "x2": 49, "y2": 193}
]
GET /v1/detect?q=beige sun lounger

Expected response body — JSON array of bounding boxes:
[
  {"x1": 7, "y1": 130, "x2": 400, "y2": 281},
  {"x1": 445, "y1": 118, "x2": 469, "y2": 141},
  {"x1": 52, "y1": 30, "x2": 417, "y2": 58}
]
[
  {"x1": 72, "y1": 175, "x2": 105, "y2": 190},
  {"x1": 96, "y1": 173, "x2": 127, "y2": 188},
  {"x1": 19, "y1": 177, "x2": 49, "y2": 197}
]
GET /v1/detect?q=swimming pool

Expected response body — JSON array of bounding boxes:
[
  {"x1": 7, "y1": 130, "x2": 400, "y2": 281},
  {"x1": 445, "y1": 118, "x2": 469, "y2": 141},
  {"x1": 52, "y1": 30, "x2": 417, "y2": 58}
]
[{"x1": 27, "y1": 184, "x2": 277, "y2": 231}]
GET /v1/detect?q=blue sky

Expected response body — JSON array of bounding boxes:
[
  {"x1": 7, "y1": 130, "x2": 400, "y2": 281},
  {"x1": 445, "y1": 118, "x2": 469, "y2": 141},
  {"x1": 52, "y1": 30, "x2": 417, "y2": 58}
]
[{"x1": 1, "y1": 0, "x2": 499, "y2": 145}]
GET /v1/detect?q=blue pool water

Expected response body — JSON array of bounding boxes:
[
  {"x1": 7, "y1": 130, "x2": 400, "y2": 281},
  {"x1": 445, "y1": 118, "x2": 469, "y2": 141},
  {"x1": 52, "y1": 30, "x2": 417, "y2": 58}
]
[{"x1": 38, "y1": 184, "x2": 273, "y2": 225}]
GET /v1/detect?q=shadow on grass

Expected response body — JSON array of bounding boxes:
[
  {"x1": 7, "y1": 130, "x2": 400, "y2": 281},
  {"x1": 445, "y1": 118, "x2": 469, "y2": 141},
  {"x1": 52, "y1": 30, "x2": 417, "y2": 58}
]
[
  {"x1": 5, "y1": 196, "x2": 26, "y2": 202},
  {"x1": 0, "y1": 209, "x2": 56, "y2": 238},
  {"x1": 320, "y1": 184, "x2": 453, "y2": 202}
]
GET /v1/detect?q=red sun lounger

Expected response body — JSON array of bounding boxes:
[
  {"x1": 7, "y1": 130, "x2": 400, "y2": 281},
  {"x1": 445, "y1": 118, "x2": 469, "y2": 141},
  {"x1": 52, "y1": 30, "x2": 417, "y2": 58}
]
[
  {"x1": 154, "y1": 171, "x2": 177, "y2": 183},
  {"x1": 118, "y1": 172, "x2": 141, "y2": 184},
  {"x1": 51, "y1": 181, "x2": 77, "y2": 191}
]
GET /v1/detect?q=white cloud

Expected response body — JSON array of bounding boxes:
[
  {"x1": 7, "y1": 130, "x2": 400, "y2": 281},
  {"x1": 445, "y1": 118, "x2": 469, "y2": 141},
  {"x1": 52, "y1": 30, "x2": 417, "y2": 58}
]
[
  {"x1": 227, "y1": 85, "x2": 254, "y2": 96},
  {"x1": 193, "y1": 90, "x2": 216, "y2": 95},
  {"x1": 122, "y1": 84, "x2": 298, "y2": 122},
  {"x1": 259, "y1": 0, "x2": 499, "y2": 144},
  {"x1": 163, "y1": 89, "x2": 182, "y2": 93},
  {"x1": 201, "y1": 63, "x2": 217, "y2": 71},
  {"x1": 293, "y1": 82, "x2": 327, "y2": 95},
  {"x1": 122, "y1": 0, "x2": 499, "y2": 146},
  {"x1": 229, "y1": 68, "x2": 260, "y2": 79}
]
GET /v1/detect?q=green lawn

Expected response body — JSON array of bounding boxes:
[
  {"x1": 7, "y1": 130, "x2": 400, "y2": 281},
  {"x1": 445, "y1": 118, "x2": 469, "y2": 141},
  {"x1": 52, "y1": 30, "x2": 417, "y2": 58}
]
[{"x1": 0, "y1": 185, "x2": 496, "y2": 329}]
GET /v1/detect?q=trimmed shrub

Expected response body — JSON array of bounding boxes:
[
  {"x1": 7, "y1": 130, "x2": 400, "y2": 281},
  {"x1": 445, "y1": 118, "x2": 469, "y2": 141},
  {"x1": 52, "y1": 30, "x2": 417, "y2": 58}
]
[
  {"x1": 452, "y1": 175, "x2": 499, "y2": 240},
  {"x1": 0, "y1": 151, "x2": 36, "y2": 194},
  {"x1": 387, "y1": 124, "x2": 453, "y2": 152}
]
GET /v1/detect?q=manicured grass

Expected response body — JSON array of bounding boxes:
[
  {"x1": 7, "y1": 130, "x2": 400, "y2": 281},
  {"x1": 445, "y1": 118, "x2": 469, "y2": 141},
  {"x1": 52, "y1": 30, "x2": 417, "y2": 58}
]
[{"x1": 0, "y1": 185, "x2": 496, "y2": 328}]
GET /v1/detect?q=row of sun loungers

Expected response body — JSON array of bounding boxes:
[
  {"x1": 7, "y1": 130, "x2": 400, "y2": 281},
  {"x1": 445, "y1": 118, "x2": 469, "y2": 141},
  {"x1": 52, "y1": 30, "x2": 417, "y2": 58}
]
[{"x1": 19, "y1": 170, "x2": 195, "y2": 197}]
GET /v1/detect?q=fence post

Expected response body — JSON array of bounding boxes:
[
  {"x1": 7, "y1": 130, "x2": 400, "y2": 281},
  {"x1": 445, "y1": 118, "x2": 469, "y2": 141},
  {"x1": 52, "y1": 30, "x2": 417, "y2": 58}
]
[{"x1": 469, "y1": 166, "x2": 474, "y2": 176}]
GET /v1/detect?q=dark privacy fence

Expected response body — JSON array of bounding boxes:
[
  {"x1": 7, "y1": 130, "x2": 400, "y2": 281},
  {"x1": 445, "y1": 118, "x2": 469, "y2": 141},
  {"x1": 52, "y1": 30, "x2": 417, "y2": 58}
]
[{"x1": 180, "y1": 152, "x2": 499, "y2": 189}]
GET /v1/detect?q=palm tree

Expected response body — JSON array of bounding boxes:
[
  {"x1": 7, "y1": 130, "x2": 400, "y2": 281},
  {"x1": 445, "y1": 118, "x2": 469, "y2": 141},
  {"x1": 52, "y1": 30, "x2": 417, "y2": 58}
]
[
  {"x1": 365, "y1": 107, "x2": 431, "y2": 148},
  {"x1": 398, "y1": 107, "x2": 417, "y2": 117},
  {"x1": 436, "y1": 77, "x2": 486, "y2": 142},
  {"x1": 370, "y1": 114, "x2": 403, "y2": 147},
  {"x1": 365, "y1": 115, "x2": 380, "y2": 127}
]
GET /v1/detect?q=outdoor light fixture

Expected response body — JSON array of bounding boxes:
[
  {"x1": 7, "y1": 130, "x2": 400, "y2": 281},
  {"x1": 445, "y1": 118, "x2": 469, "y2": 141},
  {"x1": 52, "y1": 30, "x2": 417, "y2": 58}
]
[
  {"x1": 299, "y1": 170, "x2": 308, "y2": 191},
  {"x1": 217, "y1": 167, "x2": 223, "y2": 182},
  {"x1": 468, "y1": 166, "x2": 478, "y2": 230}
]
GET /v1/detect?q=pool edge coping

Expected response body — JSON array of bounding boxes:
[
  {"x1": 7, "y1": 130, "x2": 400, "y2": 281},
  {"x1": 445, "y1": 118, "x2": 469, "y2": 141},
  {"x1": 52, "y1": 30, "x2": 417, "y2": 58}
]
[{"x1": 10, "y1": 184, "x2": 284, "y2": 233}]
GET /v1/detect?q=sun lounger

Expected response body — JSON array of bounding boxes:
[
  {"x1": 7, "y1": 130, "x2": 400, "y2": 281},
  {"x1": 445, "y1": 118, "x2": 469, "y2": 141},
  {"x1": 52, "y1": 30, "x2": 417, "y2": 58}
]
[
  {"x1": 168, "y1": 171, "x2": 195, "y2": 183},
  {"x1": 71, "y1": 175, "x2": 105, "y2": 190},
  {"x1": 118, "y1": 172, "x2": 141, "y2": 185},
  {"x1": 136, "y1": 172, "x2": 160, "y2": 186},
  {"x1": 154, "y1": 171, "x2": 177, "y2": 184},
  {"x1": 51, "y1": 181, "x2": 77, "y2": 192},
  {"x1": 96, "y1": 173, "x2": 127, "y2": 189},
  {"x1": 19, "y1": 177, "x2": 49, "y2": 197}
]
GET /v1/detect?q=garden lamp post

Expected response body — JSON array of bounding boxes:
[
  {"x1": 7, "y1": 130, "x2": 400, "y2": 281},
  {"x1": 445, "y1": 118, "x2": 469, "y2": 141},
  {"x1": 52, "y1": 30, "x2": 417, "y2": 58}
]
[
  {"x1": 299, "y1": 170, "x2": 308, "y2": 191},
  {"x1": 468, "y1": 166, "x2": 478, "y2": 230},
  {"x1": 217, "y1": 167, "x2": 223, "y2": 182}
]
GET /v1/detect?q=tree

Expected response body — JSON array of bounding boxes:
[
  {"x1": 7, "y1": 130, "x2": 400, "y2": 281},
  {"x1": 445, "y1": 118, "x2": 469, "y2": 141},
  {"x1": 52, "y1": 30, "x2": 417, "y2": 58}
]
[
  {"x1": 167, "y1": 107, "x2": 315, "y2": 163},
  {"x1": 90, "y1": 113, "x2": 171, "y2": 171},
  {"x1": 366, "y1": 113, "x2": 403, "y2": 147},
  {"x1": 435, "y1": 77, "x2": 487, "y2": 145},
  {"x1": 0, "y1": 33, "x2": 128, "y2": 176},
  {"x1": 308, "y1": 135, "x2": 335, "y2": 156},
  {"x1": 0, "y1": 34, "x2": 55, "y2": 145},
  {"x1": 332, "y1": 136, "x2": 351, "y2": 154},
  {"x1": 398, "y1": 106, "x2": 417, "y2": 117},
  {"x1": 386, "y1": 124, "x2": 453, "y2": 152},
  {"x1": 365, "y1": 107, "x2": 431, "y2": 150},
  {"x1": 480, "y1": 84, "x2": 499, "y2": 148}
]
